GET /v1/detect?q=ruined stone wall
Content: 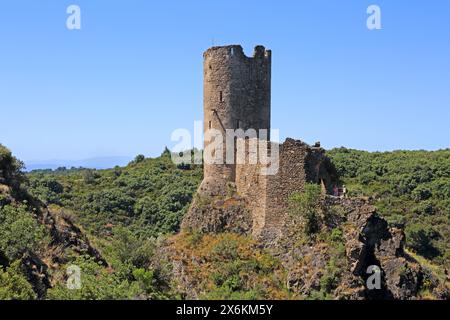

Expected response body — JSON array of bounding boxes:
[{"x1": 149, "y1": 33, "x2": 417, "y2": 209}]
[
  {"x1": 235, "y1": 138, "x2": 339, "y2": 238},
  {"x1": 263, "y1": 139, "x2": 338, "y2": 237},
  {"x1": 262, "y1": 139, "x2": 310, "y2": 237},
  {"x1": 235, "y1": 139, "x2": 268, "y2": 236}
]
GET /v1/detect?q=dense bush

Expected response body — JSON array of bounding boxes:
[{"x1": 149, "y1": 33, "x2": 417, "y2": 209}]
[
  {"x1": 0, "y1": 144, "x2": 25, "y2": 198},
  {"x1": 47, "y1": 255, "x2": 138, "y2": 300},
  {"x1": 0, "y1": 204, "x2": 47, "y2": 261},
  {"x1": 289, "y1": 183, "x2": 322, "y2": 236},
  {"x1": 405, "y1": 224, "x2": 441, "y2": 259},
  {"x1": 171, "y1": 233, "x2": 289, "y2": 300},
  {"x1": 27, "y1": 176, "x2": 63, "y2": 204},
  {"x1": 0, "y1": 261, "x2": 36, "y2": 300}
]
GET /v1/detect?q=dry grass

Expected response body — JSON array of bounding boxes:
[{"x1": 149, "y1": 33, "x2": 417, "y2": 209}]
[{"x1": 168, "y1": 232, "x2": 290, "y2": 299}]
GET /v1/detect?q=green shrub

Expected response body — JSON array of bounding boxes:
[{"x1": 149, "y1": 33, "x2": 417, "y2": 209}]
[
  {"x1": 0, "y1": 204, "x2": 47, "y2": 261},
  {"x1": 107, "y1": 226, "x2": 155, "y2": 269},
  {"x1": 290, "y1": 183, "x2": 322, "y2": 236},
  {"x1": 133, "y1": 155, "x2": 146, "y2": 164},
  {"x1": 412, "y1": 185, "x2": 432, "y2": 201},
  {"x1": 82, "y1": 170, "x2": 100, "y2": 185},
  {"x1": 405, "y1": 224, "x2": 440, "y2": 259},
  {"x1": 27, "y1": 176, "x2": 63, "y2": 204},
  {"x1": 330, "y1": 228, "x2": 343, "y2": 243},
  {"x1": 211, "y1": 238, "x2": 239, "y2": 261},
  {"x1": 47, "y1": 255, "x2": 137, "y2": 300},
  {"x1": 0, "y1": 261, "x2": 36, "y2": 300}
]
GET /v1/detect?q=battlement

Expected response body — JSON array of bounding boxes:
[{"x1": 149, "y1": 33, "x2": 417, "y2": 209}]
[{"x1": 203, "y1": 45, "x2": 271, "y2": 61}]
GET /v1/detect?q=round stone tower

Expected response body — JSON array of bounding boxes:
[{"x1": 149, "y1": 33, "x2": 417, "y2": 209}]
[{"x1": 199, "y1": 45, "x2": 271, "y2": 196}]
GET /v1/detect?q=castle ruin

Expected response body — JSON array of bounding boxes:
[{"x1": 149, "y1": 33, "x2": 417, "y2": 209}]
[{"x1": 182, "y1": 45, "x2": 338, "y2": 239}]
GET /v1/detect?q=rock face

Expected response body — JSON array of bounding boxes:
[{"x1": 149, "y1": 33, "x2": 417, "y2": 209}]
[
  {"x1": 43, "y1": 206, "x2": 107, "y2": 266},
  {"x1": 21, "y1": 251, "x2": 52, "y2": 299},
  {"x1": 338, "y1": 198, "x2": 422, "y2": 299},
  {"x1": 278, "y1": 197, "x2": 449, "y2": 300},
  {"x1": 181, "y1": 193, "x2": 252, "y2": 235}
]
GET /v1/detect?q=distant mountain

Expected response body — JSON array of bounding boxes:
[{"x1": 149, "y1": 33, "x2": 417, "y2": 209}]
[{"x1": 24, "y1": 156, "x2": 133, "y2": 171}]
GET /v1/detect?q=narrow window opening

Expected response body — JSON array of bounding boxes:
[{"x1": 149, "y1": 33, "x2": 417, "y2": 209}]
[
  {"x1": 219, "y1": 91, "x2": 223, "y2": 102},
  {"x1": 230, "y1": 47, "x2": 234, "y2": 56},
  {"x1": 208, "y1": 121, "x2": 212, "y2": 129},
  {"x1": 234, "y1": 137, "x2": 237, "y2": 165},
  {"x1": 236, "y1": 120, "x2": 240, "y2": 128}
]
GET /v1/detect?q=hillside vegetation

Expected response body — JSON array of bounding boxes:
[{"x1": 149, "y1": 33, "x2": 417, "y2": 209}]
[
  {"x1": 26, "y1": 150, "x2": 202, "y2": 238},
  {"x1": 327, "y1": 148, "x2": 449, "y2": 268},
  {"x1": 0, "y1": 143, "x2": 448, "y2": 299}
]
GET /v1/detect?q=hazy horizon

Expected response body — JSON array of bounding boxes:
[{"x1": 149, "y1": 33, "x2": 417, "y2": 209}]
[
  {"x1": 19, "y1": 144, "x2": 450, "y2": 172},
  {"x1": 23, "y1": 155, "x2": 133, "y2": 171}
]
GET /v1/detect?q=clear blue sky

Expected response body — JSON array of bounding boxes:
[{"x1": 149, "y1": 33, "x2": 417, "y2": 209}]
[{"x1": 1, "y1": 0, "x2": 449, "y2": 164}]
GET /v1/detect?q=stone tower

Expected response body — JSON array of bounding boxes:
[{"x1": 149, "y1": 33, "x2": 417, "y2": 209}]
[{"x1": 200, "y1": 45, "x2": 272, "y2": 196}]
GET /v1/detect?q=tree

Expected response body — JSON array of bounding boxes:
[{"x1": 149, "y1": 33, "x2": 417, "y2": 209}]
[
  {"x1": 405, "y1": 224, "x2": 440, "y2": 259},
  {"x1": 289, "y1": 183, "x2": 322, "y2": 236},
  {"x1": 0, "y1": 144, "x2": 25, "y2": 192},
  {"x1": 0, "y1": 204, "x2": 47, "y2": 261},
  {"x1": 82, "y1": 169, "x2": 99, "y2": 185},
  {"x1": 27, "y1": 176, "x2": 63, "y2": 204},
  {"x1": 133, "y1": 155, "x2": 146, "y2": 164},
  {"x1": 0, "y1": 261, "x2": 36, "y2": 300}
]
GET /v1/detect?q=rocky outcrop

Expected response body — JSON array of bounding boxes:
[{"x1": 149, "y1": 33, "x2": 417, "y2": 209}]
[
  {"x1": 181, "y1": 192, "x2": 252, "y2": 235},
  {"x1": 21, "y1": 251, "x2": 52, "y2": 299},
  {"x1": 42, "y1": 206, "x2": 107, "y2": 266},
  {"x1": 338, "y1": 198, "x2": 422, "y2": 299},
  {"x1": 276, "y1": 197, "x2": 449, "y2": 300}
]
